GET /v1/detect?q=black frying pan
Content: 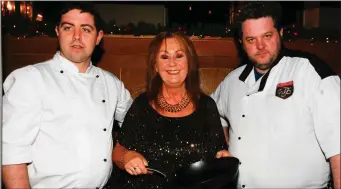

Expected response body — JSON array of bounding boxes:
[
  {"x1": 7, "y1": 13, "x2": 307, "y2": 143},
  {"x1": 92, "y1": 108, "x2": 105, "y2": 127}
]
[{"x1": 148, "y1": 156, "x2": 240, "y2": 189}]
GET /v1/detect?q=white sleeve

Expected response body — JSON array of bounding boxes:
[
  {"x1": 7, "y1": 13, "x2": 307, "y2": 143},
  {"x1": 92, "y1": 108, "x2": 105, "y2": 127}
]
[
  {"x1": 2, "y1": 66, "x2": 43, "y2": 165},
  {"x1": 114, "y1": 80, "x2": 133, "y2": 127},
  {"x1": 308, "y1": 71, "x2": 340, "y2": 159},
  {"x1": 210, "y1": 78, "x2": 229, "y2": 128}
]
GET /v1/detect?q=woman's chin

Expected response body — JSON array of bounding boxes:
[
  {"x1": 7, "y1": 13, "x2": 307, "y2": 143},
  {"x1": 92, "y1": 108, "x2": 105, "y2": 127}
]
[{"x1": 163, "y1": 81, "x2": 185, "y2": 88}]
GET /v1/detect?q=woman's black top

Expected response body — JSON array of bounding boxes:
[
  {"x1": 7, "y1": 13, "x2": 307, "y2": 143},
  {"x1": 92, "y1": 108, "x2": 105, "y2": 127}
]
[{"x1": 113, "y1": 92, "x2": 227, "y2": 189}]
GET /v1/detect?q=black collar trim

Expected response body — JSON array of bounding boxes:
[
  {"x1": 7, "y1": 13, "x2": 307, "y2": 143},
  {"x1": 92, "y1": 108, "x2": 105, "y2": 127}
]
[{"x1": 239, "y1": 45, "x2": 287, "y2": 92}]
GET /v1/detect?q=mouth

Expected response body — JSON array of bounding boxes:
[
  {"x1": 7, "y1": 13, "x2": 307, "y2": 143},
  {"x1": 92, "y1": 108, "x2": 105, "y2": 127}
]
[
  {"x1": 257, "y1": 51, "x2": 268, "y2": 56},
  {"x1": 71, "y1": 45, "x2": 84, "y2": 49},
  {"x1": 166, "y1": 70, "x2": 180, "y2": 75}
]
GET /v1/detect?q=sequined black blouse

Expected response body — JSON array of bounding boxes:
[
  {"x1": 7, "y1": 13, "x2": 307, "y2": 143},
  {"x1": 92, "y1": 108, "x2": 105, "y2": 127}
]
[{"x1": 114, "y1": 92, "x2": 227, "y2": 189}]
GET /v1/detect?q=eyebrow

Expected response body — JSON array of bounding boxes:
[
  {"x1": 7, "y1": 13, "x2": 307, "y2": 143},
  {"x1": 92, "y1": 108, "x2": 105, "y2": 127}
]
[
  {"x1": 245, "y1": 31, "x2": 273, "y2": 39},
  {"x1": 60, "y1": 22, "x2": 95, "y2": 30},
  {"x1": 159, "y1": 49, "x2": 184, "y2": 54}
]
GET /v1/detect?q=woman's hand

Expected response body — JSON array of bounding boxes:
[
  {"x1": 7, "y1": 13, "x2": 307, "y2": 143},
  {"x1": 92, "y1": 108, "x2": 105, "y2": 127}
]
[
  {"x1": 215, "y1": 150, "x2": 232, "y2": 158},
  {"x1": 123, "y1": 150, "x2": 149, "y2": 176}
]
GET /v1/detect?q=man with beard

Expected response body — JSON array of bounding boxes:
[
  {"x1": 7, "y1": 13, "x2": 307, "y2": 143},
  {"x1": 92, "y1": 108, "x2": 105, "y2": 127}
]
[
  {"x1": 2, "y1": 3, "x2": 132, "y2": 188},
  {"x1": 211, "y1": 2, "x2": 340, "y2": 189}
]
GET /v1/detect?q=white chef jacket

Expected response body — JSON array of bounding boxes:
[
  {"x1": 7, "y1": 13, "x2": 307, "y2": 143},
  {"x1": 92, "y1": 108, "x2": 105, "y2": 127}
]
[
  {"x1": 2, "y1": 52, "x2": 133, "y2": 188},
  {"x1": 211, "y1": 47, "x2": 340, "y2": 188}
]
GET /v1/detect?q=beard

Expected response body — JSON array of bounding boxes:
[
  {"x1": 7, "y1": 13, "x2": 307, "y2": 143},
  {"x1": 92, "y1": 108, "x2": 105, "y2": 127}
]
[{"x1": 251, "y1": 54, "x2": 277, "y2": 72}]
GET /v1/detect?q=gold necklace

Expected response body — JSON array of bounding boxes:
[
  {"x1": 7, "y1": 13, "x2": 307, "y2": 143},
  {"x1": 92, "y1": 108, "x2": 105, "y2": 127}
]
[{"x1": 157, "y1": 93, "x2": 190, "y2": 113}]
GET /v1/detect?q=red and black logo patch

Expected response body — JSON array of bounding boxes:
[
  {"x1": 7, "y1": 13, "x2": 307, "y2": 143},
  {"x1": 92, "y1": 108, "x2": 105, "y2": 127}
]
[{"x1": 276, "y1": 81, "x2": 294, "y2": 99}]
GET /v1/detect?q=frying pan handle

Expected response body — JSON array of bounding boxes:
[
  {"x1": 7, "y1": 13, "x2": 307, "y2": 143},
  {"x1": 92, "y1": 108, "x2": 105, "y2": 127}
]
[{"x1": 146, "y1": 168, "x2": 167, "y2": 178}]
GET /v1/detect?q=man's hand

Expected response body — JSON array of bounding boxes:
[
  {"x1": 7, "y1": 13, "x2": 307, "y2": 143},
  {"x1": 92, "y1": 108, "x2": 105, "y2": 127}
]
[{"x1": 215, "y1": 150, "x2": 232, "y2": 158}]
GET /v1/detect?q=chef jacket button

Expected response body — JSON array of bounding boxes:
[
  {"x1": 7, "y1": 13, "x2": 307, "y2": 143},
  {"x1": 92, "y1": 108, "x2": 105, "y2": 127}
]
[
  {"x1": 103, "y1": 128, "x2": 107, "y2": 131},
  {"x1": 96, "y1": 75, "x2": 99, "y2": 78},
  {"x1": 96, "y1": 187, "x2": 99, "y2": 189},
  {"x1": 60, "y1": 70, "x2": 64, "y2": 73},
  {"x1": 242, "y1": 114, "x2": 245, "y2": 117},
  {"x1": 242, "y1": 185, "x2": 246, "y2": 188},
  {"x1": 239, "y1": 162, "x2": 242, "y2": 165},
  {"x1": 104, "y1": 159, "x2": 107, "y2": 162},
  {"x1": 102, "y1": 100, "x2": 106, "y2": 103},
  {"x1": 238, "y1": 137, "x2": 241, "y2": 140}
]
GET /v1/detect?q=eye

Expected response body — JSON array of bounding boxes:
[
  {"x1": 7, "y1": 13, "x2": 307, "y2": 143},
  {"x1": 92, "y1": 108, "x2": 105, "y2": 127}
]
[
  {"x1": 82, "y1": 28, "x2": 91, "y2": 33},
  {"x1": 63, "y1": 26, "x2": 72, "y2": 31},
  {"x1": 161, "y1": 55, "x2": 169, "y2": 59},
  {"x1": 264, "y1": 34, "x2": 272, "y2": 38},
  {"x1": 246, "y1": 38, "x2": 254, "y2": 43},
  {"x1": 176, "y1": 54, "x2": 184, "y2": 58}
]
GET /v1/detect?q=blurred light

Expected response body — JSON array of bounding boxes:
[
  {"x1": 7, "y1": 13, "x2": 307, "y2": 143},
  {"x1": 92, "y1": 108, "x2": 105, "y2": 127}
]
[
  {"x1": 189, "y1": 6, "x2": 192, "y2": 11},
  {"x1": 36, "y1": 14, "x2": 43, "y2": 21},
  {"x1": 7, "y1": 2, "x2": 14, "y2": 11},
  {"x1": 110, "y1": 32, "x2": 113, "y2": 34},
  {"x1": 293, "y1": 32, "x2": 298, "y2": 36},
  {"x1": 13, "y1": 25, "x2": 16, "y2": 28},
  {"x1": 208, "y1": 10, "x2": 212, "y2": 15}
]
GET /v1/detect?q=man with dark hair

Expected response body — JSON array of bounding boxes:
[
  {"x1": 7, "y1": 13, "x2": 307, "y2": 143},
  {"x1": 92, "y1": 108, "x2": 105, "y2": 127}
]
[
  {"x1": 211, "y1": 2, "x2": 340, "y2": 188},
  {"x1": 2, "y1": 3, "x2": 133, "y2": 188}
]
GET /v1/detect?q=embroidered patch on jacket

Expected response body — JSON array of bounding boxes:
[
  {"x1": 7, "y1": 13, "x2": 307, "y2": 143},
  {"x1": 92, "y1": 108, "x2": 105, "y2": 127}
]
[{"x1": 276, "y1": 81, "x2": 294, "y2": 99}]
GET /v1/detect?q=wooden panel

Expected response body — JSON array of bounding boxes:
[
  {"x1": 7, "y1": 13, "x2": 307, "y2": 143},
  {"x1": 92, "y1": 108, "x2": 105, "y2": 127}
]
[
  {"x1": 4, "y1": 54, "x2": 55, "y2": 76},
  {"x1": 120, "y1": 68, "x2": 147, "y2": 99},
  {"x1": 198, "y1": 56, "x2": 239, "y2": 68},
  {"x1": 5, "y1": 37, "x2": 58, "y2": 54},
  {"x1": 199, "y1": 68, "x2": 233, "y2": 95},
  {"x1": 193, "y1": 39, "x2": 238, "y2": 57},
  {"x1": 98, "y1": 54, "x2": 148, "y2": 69},
  {"x1": 102, "y1": 37, "x2": 151, "y2": 55}
]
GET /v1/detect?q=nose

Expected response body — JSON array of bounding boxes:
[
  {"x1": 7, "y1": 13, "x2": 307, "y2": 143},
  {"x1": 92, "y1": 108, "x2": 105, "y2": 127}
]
[
  {"x1": 256, "y1": 39, "x2": 265, "y2": 50},
  {"x1": 73, "y1": 29, "x2": 81, "y2": 40},
  {"x1": 168, "y1": 57, "x2": 177, "y2": 67}
]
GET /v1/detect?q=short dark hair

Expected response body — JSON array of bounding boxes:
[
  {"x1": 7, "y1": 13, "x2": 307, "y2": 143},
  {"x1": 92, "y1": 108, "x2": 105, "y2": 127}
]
[
  {"x1": 234, "y1": 2, "x2": 282, "y2": 40},
  {"x1": 56, "y1": 2, "x2": 104, "y2": 33},
  {"x1": 146, "y1": 31, "x2": 201, "y2": 108}
]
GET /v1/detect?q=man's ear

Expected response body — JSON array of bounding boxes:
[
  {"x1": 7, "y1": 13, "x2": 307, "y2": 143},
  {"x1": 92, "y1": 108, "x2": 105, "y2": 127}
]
[
  {"x1": 55, "y1": 26, "x2": 59, "y2": 36},
  {"x1": 280, "y1": 28, "x2": 283, "y2": 38},
  {"x1": 96, "y1": 30, "x2": 104, "y2": 45}
]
